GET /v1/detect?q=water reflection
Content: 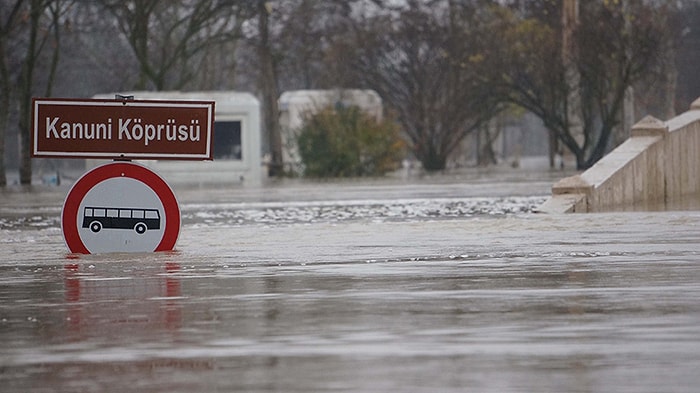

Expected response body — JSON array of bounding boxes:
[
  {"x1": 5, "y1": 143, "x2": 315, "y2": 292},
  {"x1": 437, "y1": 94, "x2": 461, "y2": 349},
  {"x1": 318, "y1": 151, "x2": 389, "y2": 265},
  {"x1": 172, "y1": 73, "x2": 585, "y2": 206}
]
[
  {"x1": 62, "y1": 262, "x2": 183, "y2": 339},
  {"x1": 13, "y1": 261, "x2": 216, "y2": 391}
]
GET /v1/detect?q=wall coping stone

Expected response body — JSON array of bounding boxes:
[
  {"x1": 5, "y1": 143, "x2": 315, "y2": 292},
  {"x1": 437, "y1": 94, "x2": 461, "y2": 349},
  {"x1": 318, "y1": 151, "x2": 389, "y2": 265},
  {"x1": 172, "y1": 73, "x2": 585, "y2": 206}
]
[
  {"x1": 691, "y1": 97, "x2": 700, "y2": 110},
  {"x1": 552, "y1": 174, "x2": 593, "y2": 196},
  {"x1": 630, "y1": 115, "x2": 668, "y2": 137}
]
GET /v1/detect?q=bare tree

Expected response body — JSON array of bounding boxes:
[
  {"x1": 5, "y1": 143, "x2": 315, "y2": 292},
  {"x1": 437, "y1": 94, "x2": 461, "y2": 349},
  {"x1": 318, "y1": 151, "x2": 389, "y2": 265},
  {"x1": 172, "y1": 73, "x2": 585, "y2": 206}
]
[
  {"x1": 0, "y1": 0, "x2": 59, "y2": 186},
  {"x1": 274, "y1": 0, "x2": 349, "y2": 90},
  {"x1": 238, "y1": 0, "x2": 349, "y2": 176},
  {"x1": 0, "y1": 0, "x2": 24, "y2": 187},
  {"x1": 341, "y1": 0, "x2": 502, "y2": 171},
  {"x1": 675, "y1": 1, "x2": 700, "y2": 112},
  {"x1": 101, "y1": 0, "x2": 246, "y2": 91},
  {"x1": 493, "y1": 0, "x2": 669, "y2": 169},
  {"x1": 14, "y1": 0, "x2": 67, "y2": 185}
]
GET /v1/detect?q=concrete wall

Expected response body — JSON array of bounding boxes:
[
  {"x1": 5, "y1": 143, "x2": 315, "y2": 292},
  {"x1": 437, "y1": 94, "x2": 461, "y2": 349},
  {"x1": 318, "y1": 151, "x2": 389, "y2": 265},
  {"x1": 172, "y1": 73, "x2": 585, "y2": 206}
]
[{"x1": 538, "y1": 97, "x2": 700, "y2": 213}]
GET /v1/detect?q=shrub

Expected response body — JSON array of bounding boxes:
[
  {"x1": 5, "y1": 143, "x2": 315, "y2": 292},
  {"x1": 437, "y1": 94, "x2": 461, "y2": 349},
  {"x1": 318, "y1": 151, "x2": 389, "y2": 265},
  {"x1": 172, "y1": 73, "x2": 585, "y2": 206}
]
[{"x1": 296, "y1": 105, "x2": 404, "y2": 177}]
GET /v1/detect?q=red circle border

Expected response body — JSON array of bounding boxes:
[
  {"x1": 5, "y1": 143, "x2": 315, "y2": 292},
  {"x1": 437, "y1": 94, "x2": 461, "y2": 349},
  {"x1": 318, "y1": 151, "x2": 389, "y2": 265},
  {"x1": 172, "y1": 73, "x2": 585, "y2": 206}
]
[{"x1": 62, "y1": 162, "x2": 181, "y2": 254}]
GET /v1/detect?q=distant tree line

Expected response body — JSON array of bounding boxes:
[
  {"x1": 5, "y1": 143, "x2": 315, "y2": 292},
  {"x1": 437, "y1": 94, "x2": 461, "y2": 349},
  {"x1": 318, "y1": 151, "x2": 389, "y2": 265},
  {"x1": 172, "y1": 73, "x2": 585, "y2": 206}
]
[{"x1": 1, "y1": 0, "x2": 699, "y2": 185}]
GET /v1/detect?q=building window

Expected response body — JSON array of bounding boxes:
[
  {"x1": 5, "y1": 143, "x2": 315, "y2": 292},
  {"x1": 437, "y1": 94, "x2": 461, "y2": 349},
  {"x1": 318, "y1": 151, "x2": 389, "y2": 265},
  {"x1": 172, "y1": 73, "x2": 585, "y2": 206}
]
[{"x1": 213, "y1": 121, "x2": 242, "y2": 160}]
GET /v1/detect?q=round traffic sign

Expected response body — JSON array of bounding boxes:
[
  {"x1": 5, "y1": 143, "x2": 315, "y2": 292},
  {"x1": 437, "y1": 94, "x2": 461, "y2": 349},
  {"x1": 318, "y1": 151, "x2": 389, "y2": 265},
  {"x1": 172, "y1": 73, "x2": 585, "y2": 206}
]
[{"x1": 62, "y1": 162, "x2": 180, "y2": 254}]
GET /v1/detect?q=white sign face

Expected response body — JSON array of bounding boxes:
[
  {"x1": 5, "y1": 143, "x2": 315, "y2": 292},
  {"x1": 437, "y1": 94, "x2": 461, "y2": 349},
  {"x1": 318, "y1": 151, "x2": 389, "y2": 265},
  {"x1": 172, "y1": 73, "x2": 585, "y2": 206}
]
[
  {"x1": 62, "y1": 162, "x2": 180, "y2": 254},
  {"x1": 77, "y1": 177, "x2": 165, "y2": 253}
]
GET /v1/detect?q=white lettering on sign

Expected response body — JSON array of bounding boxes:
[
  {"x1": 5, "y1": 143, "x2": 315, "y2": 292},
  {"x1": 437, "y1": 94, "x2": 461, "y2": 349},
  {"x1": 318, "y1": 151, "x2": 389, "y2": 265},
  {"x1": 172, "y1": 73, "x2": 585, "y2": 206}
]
[
  {"x1": 45, "y1": 117, "x2": 201, "y2": 146},
  {"x1": 118, "y1": 118, "x2": 201, "y2": 146},
  {"x1": 46, "y1": 117, "x2": 112, "y2": 140}
]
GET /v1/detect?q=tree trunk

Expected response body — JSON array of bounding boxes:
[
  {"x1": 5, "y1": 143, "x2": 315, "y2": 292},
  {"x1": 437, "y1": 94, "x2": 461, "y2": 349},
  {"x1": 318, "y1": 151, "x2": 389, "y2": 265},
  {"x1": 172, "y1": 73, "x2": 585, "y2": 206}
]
[
  {"x1": 0, "y1": 36, "x2": 9, "y2": 187},
  {"x1": 583, "y1": 124, "x2": 614, "y2": 169},
  {"x1": 562, "y1": 0, "x2": 584, "y2": 155},
  {"x1": 133, "y1": 2, "x2": 151, "y2": 90},
  {"x1": 0, "y1": 106, "x2": 6, "y2": 187},
  {"x1": 548, "y1": 130, "x2": 559, "y2": 168},
  {"x1": 18, "y1": 0, "x2": 43, "y2": 185},
  {"x1": 477, "y1": 122, "x2": 499, "y2": 167},
  {"x1": 417, "y1": 142, "x2": 447, "y2": 172},
  {"x1": 258, "y1": 0, "x2": 283, "y2": 177}
]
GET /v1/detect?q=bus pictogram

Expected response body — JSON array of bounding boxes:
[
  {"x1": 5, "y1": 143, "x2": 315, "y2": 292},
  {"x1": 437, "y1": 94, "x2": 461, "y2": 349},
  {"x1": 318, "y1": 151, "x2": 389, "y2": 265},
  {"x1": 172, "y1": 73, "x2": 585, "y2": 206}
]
[{"x1": 82, "y1": 206, "x2": 161, "y2": 234}]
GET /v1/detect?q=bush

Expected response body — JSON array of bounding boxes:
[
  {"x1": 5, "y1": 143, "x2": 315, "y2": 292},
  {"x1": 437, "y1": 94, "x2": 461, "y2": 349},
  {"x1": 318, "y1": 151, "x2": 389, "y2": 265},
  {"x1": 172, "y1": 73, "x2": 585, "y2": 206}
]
[{"x1": 296, "y1": 105, "x2": 404, "y2": 177}]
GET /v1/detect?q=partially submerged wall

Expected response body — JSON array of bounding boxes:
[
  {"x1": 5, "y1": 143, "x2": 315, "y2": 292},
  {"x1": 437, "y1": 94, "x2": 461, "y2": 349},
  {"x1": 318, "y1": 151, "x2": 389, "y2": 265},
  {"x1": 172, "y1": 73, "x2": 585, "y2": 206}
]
[{"x1": 538, "y1": 98, "x2": 700, "y2": 213}]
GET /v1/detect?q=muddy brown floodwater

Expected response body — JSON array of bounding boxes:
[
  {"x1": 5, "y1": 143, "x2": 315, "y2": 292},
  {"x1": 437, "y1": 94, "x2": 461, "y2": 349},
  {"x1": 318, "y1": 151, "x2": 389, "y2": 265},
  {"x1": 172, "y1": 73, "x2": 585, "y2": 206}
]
[{"x1": 1, "y1": 175, "x2": 699, "y2": 392}]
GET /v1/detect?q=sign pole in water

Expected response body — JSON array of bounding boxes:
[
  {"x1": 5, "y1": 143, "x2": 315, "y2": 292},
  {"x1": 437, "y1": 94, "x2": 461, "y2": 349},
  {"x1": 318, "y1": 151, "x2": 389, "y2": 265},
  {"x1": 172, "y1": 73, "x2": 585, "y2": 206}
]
[{"x1": 32, "y1": 97, "x2": 215, "y2": 254}]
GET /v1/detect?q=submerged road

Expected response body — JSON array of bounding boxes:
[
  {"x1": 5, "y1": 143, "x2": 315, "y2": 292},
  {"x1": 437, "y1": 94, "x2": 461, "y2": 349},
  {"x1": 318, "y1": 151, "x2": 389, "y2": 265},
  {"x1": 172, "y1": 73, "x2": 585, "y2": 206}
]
[{"x1": 1, "y1": 170, "x2": 699, "y2": 392}]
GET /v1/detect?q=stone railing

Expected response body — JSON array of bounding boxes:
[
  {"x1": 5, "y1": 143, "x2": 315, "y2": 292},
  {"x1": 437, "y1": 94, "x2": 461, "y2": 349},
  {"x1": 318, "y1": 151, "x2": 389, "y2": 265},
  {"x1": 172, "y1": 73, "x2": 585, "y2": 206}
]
[{"x1": 538, "y1": 97, "x2": 700, "y2": 213}]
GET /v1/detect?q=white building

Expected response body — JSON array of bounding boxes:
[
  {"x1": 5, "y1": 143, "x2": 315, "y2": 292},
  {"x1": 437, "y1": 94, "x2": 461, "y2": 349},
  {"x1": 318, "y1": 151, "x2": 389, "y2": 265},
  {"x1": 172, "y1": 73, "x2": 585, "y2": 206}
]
[
  {"x1": 278, "y1": 89, "x2": 383, "y2": 174},
  {"x1": 91, "y1": 91, "x2": 262, "y2": 186}
]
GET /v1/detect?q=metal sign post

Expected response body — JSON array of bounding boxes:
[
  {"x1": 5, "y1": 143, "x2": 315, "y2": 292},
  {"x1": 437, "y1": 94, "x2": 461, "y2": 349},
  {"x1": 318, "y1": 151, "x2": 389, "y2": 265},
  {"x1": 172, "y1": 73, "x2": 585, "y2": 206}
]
[{"x1": 32, "y1": 97, "x2": 215, "y2": 254}]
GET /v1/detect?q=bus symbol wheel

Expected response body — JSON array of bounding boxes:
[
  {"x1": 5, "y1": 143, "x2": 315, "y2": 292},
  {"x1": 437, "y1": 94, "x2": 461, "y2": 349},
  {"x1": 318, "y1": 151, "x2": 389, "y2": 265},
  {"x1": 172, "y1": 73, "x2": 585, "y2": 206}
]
[
  {"x1": 134, "y1": 222, "x2": 148, "y2": 234},
  {"x1": 89, "y1": 221, "x2": 102, "y2": 233}
]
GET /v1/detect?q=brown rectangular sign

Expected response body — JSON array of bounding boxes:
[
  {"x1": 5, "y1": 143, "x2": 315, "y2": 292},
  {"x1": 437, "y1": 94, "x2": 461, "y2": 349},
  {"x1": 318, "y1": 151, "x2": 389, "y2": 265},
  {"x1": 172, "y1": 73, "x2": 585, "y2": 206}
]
[{"x1": 32, "y1": 98, "x2": 215, "y2": 160}]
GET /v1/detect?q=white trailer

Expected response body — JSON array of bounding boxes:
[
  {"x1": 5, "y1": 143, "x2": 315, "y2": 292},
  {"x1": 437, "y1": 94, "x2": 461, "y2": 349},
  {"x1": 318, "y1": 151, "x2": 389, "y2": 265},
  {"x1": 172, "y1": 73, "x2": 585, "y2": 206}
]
[{"x1": 91, "y1": 91, "x2": 262, "y2": 186}]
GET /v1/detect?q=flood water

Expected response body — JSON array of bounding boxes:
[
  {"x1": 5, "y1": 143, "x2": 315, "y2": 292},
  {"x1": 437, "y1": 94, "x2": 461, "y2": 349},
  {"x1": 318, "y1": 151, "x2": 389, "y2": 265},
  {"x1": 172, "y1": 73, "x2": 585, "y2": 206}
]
[{"x1": 1, "y1": 174, "x2": 700, "y2": 392}]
